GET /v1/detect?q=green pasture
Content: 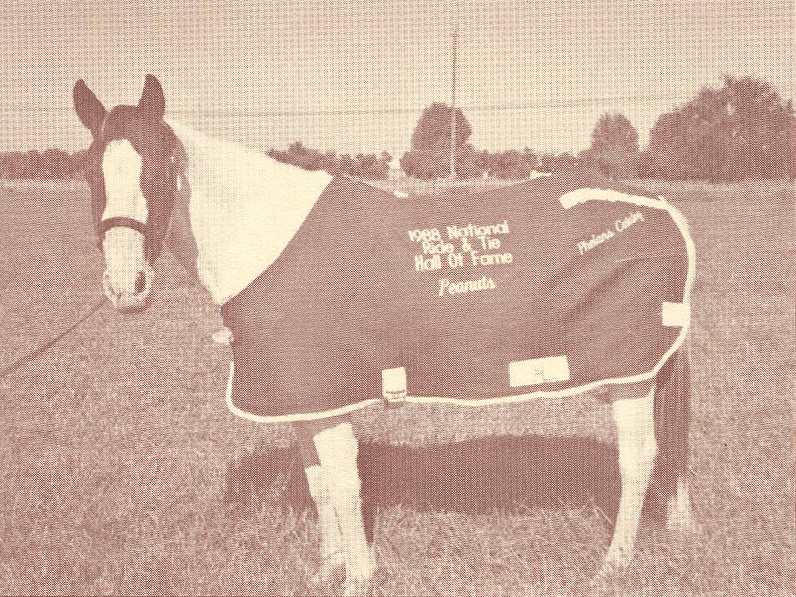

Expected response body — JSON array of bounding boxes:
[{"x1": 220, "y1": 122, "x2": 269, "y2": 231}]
[{"x1": 0, "y1": 178, "x2": 793, "y2": 595}]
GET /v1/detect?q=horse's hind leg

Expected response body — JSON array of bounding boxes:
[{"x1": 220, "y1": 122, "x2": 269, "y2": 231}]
[
  {"x1": 599, "y1": 382, "x2": 657, "y2": 577},
  {"x1": 298, "y1": 418, "x2": 375, "y2": 595},
  {"x1": 297, "y1": 421, "x2": 345, "y2": 582}
]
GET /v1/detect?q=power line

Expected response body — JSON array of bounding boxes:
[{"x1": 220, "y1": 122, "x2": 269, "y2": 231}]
[{"x1": 1, "y1": 94, "x2": 689, "y2": 117}]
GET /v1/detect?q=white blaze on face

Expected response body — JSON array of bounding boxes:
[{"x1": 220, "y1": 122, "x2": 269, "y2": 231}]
[{"x1": 101, "y1": 140, "x2": 152, "y2": 306}]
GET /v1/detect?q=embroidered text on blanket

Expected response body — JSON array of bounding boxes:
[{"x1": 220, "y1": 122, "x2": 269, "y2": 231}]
[
  {"x1": 408, "y1": 217, "x2": 516, "y2": 295},
  {"x1": 577, "y1": 210, "x2": 645, "y2": 255},
  {"x1": 439, "y1": 276, "x2": 497, "y2": 296}
]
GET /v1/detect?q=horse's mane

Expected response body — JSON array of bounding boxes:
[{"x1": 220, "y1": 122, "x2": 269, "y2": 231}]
[{"x1": 162, "y1": 119, "x2": 333, "y2": 305}]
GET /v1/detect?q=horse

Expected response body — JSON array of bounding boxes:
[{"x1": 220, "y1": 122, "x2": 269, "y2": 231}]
[{"x1": 73, "y1": 74, "x2": 695, "y2": 594}]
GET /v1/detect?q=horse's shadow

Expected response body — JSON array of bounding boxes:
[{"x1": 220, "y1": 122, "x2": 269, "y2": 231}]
[{"x1": 223, "y1": 433, "x2": 672, "y2": 542}]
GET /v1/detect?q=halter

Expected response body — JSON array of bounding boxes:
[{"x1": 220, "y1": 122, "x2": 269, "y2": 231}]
[
  {"x1": 98, "y1": 216, "x2": 149, "y2": 239},
  {"x1": 94, "y1": 149, "x2": 178, "y2": 265},
  {"x1": 97, "y1": 214, "x2": 159, "y2": 264}
]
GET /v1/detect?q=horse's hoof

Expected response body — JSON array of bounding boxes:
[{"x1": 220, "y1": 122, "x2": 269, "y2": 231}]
[
  {"x1": 589, "y1": 562, "x2": 623, "y2": 593},
  {"x1": 591, "y1": 548, "x2": 631, "y2": 589},
  {"x1": 342, "y1": 567, "x2": 381, "y2": 597},
  {"x1": 211, "y1": 327, "x2": 233, "y2": 344},
  {"x1": 666, "y1": 508, "x2": 698, "y2": 535},
  {"x1": 311, "y1": 560, "x2": 346, "y2": 587}
]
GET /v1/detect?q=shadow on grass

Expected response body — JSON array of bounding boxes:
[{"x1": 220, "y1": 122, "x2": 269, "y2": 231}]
[{"x1": 223, "y1": 434, "x2": 672, "y2": 542}]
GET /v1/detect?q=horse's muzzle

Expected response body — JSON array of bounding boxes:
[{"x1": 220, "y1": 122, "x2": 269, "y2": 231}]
[{"x1": 103, "y1": 265, "x2": 154, "y2": 313}]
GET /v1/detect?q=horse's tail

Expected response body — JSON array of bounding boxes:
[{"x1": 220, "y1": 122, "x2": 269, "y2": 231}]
[{"x1": 652, "y1": 347, "x2": 691, "y2": 507}]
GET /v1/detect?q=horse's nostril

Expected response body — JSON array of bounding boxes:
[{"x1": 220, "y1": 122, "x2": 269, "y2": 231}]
[{"x1": 134, "y1": 271, "x2": 146, "y2": 294}]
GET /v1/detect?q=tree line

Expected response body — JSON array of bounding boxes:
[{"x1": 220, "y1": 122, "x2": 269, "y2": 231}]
[
  {"x1": 398, "y1": 76, "x2": 793, "y2": 182},
  {"x1": 266, "y1": 142, "x2": 393, "y2": 179},
  {"x1": 0, "y1": 148, "x2": 87, "y2": 180},
  {"x1": 2, "y1": 76, "x2": 791, "y2": 182},
  {"x1": 580, "y1": 76, "x2": 794, "y2": 182}
]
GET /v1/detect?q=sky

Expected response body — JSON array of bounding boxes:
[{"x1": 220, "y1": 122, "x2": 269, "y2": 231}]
[{"x1": 1, "y1": 1, "x2": 793, "y2": 157}]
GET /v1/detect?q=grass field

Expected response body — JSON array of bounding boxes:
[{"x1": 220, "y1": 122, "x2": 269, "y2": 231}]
[{"x1": 0, "y1": 178, "x2": 793, "y2": 595}]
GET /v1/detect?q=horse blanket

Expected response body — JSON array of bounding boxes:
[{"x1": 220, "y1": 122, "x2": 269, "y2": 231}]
[{"x1": 221, "y1": 170, "x2": 693, "y2": 423}]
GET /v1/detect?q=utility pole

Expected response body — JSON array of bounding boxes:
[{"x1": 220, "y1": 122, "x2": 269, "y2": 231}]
[{"x1": 449, "y1": 12, "x2": 459, "y2": 181}]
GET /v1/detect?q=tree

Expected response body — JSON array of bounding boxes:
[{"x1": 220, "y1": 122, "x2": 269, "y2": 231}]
[
  {"x1": 453, "y1": 143, "x2": 481, "y2": 178},
  {"x1": 356, "y1": 153, "x2": 389, "y2": 179},
  {"x1": 320, "y1": 150, "x2": 338, "y2": 174},
  {"x1": 486, "y1": 149, "x2": 529, "y2": 179},
  {"x1": 0, "y1": 152, "x2": 26, "y2": 178},
  {"x1": 590, "y1": 112, "x2": 639, "y2": 153},
  {"x1": 70, "y1": 150, "x2": 89, "y2": 177},
  {"x1": 287, "y1": 141, "x2": 324, "y2": 171},
  {"x1": 402, "y1": 103, "x2": 474, "y2": 179},
  {"x1": 537, "y1": 152, "x2": 578, "y2": 173},
  {"x1": 337, "y1": 154, "x2": 356, "y2": 176},
  {"x1": 399, "y1": 147, "x2": 448, "y2": 180},
  {"x1": 41, "y1": 149, "x2": 73, "y2": 178},
  {"x1": 580, "y1": 113, "x2": 639, "y2": 178},
  {"x1": 637, "y1": 111, "x2": 689, "y2": 179},
  {"x1": 643, "y1": 76, "x2": 794, "y2": 181},
  {"x1": 23, "y1": 150, "x2": 43, "y2": 178},
  {"x1": 409, "y1": 102, "x2": 472, "y2": 150},
  {"x1": 523, "y1": 148, "x2": 538, "y2": 172},
  {"x1": 264, "y1": 143, "x2": 389, "y2": 179}
]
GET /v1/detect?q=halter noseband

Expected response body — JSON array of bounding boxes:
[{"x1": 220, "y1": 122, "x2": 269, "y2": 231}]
[
  {"x1": 98, "y1": 216, "x2": 149, "y2": 239},
  {"x1": 97, "y1": 216, "x2": 157, "y2": 262}
]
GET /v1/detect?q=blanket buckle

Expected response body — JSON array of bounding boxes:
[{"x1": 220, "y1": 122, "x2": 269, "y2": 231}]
[{"x1": 382, "y1": 366, "x2": 407, "y2": 408}]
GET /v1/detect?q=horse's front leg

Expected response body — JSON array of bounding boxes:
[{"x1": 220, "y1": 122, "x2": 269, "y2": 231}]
[
  {"x1": 599, "y1": 383, "x2": 657, "y2": 577},
  {"x1": 297, "y1": 419, "x2": 346, "y2": 583},
  {"x1": 299, "y1": 419, "x2": 375, "y2": 595},
  {"x1": 303, "y1": 463, "x2": 345, "y2": 582}
]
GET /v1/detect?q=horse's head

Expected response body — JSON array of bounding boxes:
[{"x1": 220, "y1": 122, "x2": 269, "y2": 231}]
[{"x1": 73, "y1": 75, "x2": 178, "y2": 312}]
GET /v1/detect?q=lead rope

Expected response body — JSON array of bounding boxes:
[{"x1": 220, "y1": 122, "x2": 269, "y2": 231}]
[{"x1": 0, "y1": 296, "x2": 108, "y2": 379}]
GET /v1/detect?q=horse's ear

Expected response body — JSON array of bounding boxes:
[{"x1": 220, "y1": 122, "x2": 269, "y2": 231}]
[
  {"x1": 138, "y1": 74, "x2": 165, "y2": 122},
  {"x1": 73, "y1": 79, "x2": 107, "y2": 136}
]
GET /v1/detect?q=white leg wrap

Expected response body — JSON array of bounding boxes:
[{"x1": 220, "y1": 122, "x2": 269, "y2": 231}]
[
  {"x1": 313, "y1": 422, "x2": 375, "y2": 595},
  {"x1": 304, "y1": 465, "x2": 345, "y2": 578},
  {"x1": 602, "y1": 388, "x2": 657, "y2": 574}
]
